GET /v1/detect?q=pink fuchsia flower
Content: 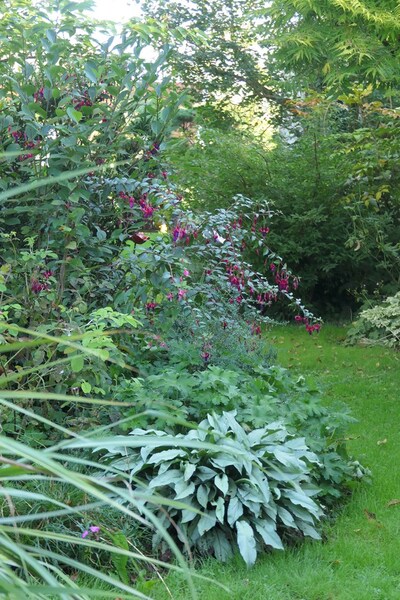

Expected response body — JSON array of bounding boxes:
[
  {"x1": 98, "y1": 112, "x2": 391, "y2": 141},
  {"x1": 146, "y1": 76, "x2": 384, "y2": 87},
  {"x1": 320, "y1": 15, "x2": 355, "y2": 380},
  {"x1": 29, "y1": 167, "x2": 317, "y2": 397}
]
[
  {"x1": 166, "y1": 292, "x2": 174, "y2": 301},
  {"x1": 183, "y1": 269, "x2": 190, "y2": 277},
  {"x1": 178, "y1": 289, "x2": 187, "y2": 300},
  {"x1": 42, "y1": 270, "x2": 53, "y2": 279},
  {"x1": 141, "y1": 205, "x2": 155, "y2": 218},
  {"x1": 295, "y1": 315, "x2": 303, "y2": 322}
]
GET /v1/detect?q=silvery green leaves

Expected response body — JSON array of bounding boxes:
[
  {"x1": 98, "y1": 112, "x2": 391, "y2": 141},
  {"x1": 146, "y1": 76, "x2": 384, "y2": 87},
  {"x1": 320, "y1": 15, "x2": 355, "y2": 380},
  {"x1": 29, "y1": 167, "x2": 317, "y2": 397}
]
[{"x1": 103, "y1": 411, "x2": 323, "y2": 566}]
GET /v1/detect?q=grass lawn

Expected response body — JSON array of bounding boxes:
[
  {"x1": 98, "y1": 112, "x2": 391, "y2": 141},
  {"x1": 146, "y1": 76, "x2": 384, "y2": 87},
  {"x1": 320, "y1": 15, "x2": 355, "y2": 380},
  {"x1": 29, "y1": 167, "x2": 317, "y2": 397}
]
[{"x1": 149, "y1": 325, "x2": 400, "y2": 600}]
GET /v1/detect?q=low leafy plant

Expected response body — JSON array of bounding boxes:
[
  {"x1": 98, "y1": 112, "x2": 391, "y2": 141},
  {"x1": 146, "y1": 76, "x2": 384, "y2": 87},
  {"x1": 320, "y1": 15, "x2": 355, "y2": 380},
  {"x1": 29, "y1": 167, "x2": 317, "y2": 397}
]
[
  {"x1": 115, "y1": 361, "x2": 363, "y2": 501},
  {"x1": 99, "y1": 411, "x2": 327, "y2": 567},
  {"x1": 346, "y1": 291, "x2": 400, "y2": 349}
]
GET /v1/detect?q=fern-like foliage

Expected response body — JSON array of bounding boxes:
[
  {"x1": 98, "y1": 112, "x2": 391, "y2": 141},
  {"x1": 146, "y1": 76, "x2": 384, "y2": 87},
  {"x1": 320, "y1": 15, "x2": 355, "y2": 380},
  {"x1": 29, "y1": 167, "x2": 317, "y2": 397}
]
[{"x1": 267, "y1": 0, "x2": 400, "y2": 89}]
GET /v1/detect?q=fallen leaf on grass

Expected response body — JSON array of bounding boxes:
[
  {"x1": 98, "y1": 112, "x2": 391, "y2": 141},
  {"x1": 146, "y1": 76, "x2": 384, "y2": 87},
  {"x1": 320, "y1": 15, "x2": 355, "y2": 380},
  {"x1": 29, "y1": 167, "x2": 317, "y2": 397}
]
[
  {"x1": 353, "y1": 529, "x2": 361, "y2": 533},
  {"x1": 377, "y1": 438, "x2": 387, "y2": 445},
  {"x1": 364, "y1": 509, "x2": 377, "y2": 521},
  {"x1": 387, "y1": 499, "x2": 400, "y2": 508},
  {"x1": 364, "y1": 509, "x2": 383, "y2": 527}
]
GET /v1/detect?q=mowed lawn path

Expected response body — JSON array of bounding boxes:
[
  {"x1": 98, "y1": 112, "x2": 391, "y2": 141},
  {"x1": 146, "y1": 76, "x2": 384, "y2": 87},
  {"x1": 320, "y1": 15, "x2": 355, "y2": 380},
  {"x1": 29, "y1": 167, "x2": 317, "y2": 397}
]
[{"x1": 151, "y1": 325, "x2": 400, "y2": 600}]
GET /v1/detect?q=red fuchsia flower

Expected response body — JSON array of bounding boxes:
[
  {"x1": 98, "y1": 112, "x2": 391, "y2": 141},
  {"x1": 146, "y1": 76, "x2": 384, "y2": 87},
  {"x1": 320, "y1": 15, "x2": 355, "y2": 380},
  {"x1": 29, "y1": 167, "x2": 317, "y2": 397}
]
[
  {"x1": 229, "y1": 275, "x2": 241, "y2": 289},
  {"x1": 251, "y1": 323, "x2": 262, "y2": 336},
  {"x1": 259, "y1": 226, "x2": 270, "y2": 236},
  {"x1": 275, "y1": 273, "x2": 289, "y2": 291},
  {"x1": 305, "y1": 323, "x2": 321, "y2": 335},
  {"x1": 270, "y1": 264, "x2": 276, "y2": 272},
  {"x1": 162, "y1": 171, "x2": 168, "y2": 179},
  {"x1": 201, "y1": 352, "x2": 210, "y2": 362},
  {"x1": 222, "y1": 321, "x2": 228, "y2": 329},
  {"x1": 11, "y1": 130, "x2": 23, "y2": 141},
  {"x1": 145, "y1": 302, "x2": 158, "y2": 311},
  {"x1": 236, "y1": 295, "x2": 243, "y2": 304},
  {"x1": 295, "y1": 315, "x2": 303, "y2": 322},
  {"x1": 172, "y1": 226, "x2": 189, "y2": 243},
  {"x1": 42, "y1": 270, "x2": 53, "y2": 279},
  {"x1": 128, "y1": 197, "x2": 135, "y2": 208},
  {"x1": 31, "y1": 279, "x2": 49, "y2": 294},
  {"x1": 34, "y1": 87, "x2": 44, "y2": 102}
]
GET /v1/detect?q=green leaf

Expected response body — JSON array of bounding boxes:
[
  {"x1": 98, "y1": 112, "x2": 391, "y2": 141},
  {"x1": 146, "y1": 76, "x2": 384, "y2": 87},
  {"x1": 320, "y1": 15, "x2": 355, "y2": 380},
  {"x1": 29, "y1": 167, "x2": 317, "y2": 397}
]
[
  {"x1": 197, "y1": 511, "x2": 217, "y2": 536},
  {"x1": 81, "y1": 381, "x2": 92, "y2": 394},
  {"x1": 196, "y1": 484, "x2": 209, "y2": 508},
  {"x1": 227, "y1": 496, "x2": 243, "y2": 526},
  {"x1": 84, "y1": 62, "x2": 98, "y2": 84},
  {"x1": 184, "y1": 463, "x2": 196, "y2": 481},
  {"x1": 215, "y1": 496, "x2": 225, "y2": 524},
  {"x1": 147, "y1": 449, "x2": 186, "y2": 465},
  {"x1": 236, "y1": 520, "x2": 257, "y2": 567},
  {"x1": 66, "y1": 107, "x2": 83, "y2": 123},
  {"x1": 65, "y1": 241, "x2": 77, "y2": 250},
  {"x1": 70, "y1": 354, "x2": 84, "y2": 373},
  {"x1": 212, "y1": 529, "x2": 233, "y2": 562},
  {"x1": 149, "y1": 469, "x2": 184, "y2": 489},
  {"x1": 175, "y1": 480, "x2": 195, "y2": 500},
  {"x1": 214, "y1": 473, "x2": 229, "y2": 496},
  {"x1": 254, "y1": 519, "x2": 284, "y2": 550},
  {"x1": 110, "y1": 532, "x2": 129, "y2": 584}
]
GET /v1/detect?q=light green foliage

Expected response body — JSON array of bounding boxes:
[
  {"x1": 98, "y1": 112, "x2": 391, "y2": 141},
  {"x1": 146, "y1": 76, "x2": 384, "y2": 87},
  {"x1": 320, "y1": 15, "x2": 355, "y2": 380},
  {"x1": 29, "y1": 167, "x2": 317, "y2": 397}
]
[
  {"x1": 166, "y1": 121, "x2": 271, "y2": 211},
  {"x1": 100, "y1": 411, "x2": 324, "y2": 566},
  {"x1": 267, "y1": 0, "x2": 400, "y2": 91},
  {"x1": 347, "y1": 291, "x2": 400, "y2": 348}
]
